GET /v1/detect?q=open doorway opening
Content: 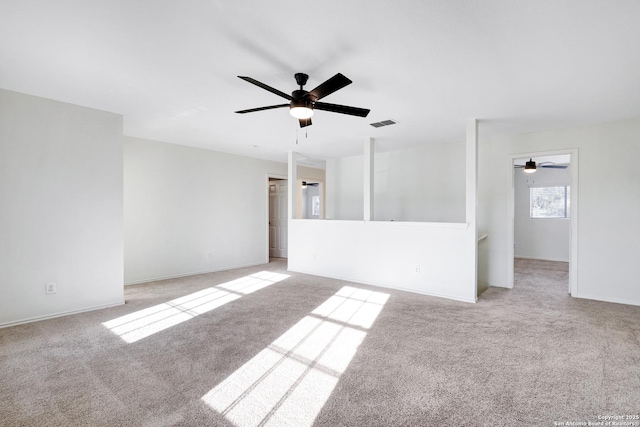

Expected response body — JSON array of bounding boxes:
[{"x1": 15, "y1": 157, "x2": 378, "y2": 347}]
[
  {"x1": 267, "y1": 176, "x2": 288, "y2": 261},
  {"x1": 300, "y1": 181, "x2": 324, "y2": 219},
  {"x1": 509, "y1": 150, "x2": 578, "y2": 296},
  {"x1": 295, "y1": 156, "x2": 326, "y2": 220}
]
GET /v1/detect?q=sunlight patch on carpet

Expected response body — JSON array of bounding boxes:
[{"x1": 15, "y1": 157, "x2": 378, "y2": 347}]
[
  {"x1": 201, "y1": 286, "x2": 389, "y2": 427},
  {"x1": 102, "y1": 272, "x2": 290, "y2": 343}
]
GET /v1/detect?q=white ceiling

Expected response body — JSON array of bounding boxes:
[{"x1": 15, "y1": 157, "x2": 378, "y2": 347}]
[{"x1": 2, "y1": 1, "x2": 640, "y2": 163}]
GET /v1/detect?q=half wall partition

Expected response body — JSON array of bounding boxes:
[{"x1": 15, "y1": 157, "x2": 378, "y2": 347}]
[{"x1": 288, "y1": 121, "x2": 479, "y2": 303}]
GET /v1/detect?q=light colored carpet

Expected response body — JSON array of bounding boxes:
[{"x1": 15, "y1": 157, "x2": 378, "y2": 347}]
[{"x1": 1, "y1": 258, "x2": 639, "y2": 426}]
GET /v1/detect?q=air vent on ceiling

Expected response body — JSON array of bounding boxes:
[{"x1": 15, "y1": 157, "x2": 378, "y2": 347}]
[{"x1": 370, "y1": 119, "x2": 397, "y2": 128}]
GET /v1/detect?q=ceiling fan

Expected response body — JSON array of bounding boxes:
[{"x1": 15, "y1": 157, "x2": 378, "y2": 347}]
[
  {"x1": 235, "y1": 72, "x2": 370, "y2": 128},
  {"x1": 514, "y1": 158, "x2": 569, "y2": 174}
]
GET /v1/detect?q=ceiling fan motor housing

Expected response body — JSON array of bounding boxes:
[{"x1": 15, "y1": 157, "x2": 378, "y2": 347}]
[
  {"x1": 290, "y1": 90, "x2": 314, "y2": 119},
  {"x1": 291, "y1": 90, "x2": 311, "y2": 104}
]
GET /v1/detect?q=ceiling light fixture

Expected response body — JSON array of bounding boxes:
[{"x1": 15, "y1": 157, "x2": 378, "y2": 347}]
[
  {"x1": 524, "y1": 158, "x2": 537, "y2": 174},
  {"x1": 290, "y1": 106, "x2": 313, "y2": 119},
  {"x1": 289, "y1": 99, "x2": 314, "y2": 119}
]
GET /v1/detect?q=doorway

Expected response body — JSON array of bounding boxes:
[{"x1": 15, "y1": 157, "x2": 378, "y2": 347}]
[
  {"x1": 300, "y1": 181, "x2": 324, "y2": 219},
  {"x1": 268, "y1": 177, "x2": 288, "y2": 259},
  {"x1": 508, "y1": 150, "x2": 579, "y2": 296}
]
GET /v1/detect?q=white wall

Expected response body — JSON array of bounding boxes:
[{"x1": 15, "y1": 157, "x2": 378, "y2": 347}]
[
  {"x1": 0, "y1": 89, "x2": 124, "y2": 326},
  {"x1": 514, "y1": 166, "x2": 571, "y2": 261},
  {"x1": 325, "y1": 155, "x2": 363, "y2": 220},
  {"x1": 478, "y1": 118, "x2": 640, "y2": 306},
  {"x1": 288, "y1": 220, "x2": 477, "y2": 302},
  {"x1": 374, "y1": 143, "x2": 466, "y2": 222},
  {"x1": 124, "y1": 137, "x2": 287, "y2": 284},
  {"x1": 297, "y1": 165, "x2": 325, "y2": 182},
  {"x1": 325, "y1": 143, "x2": 465, "y2": 222}
]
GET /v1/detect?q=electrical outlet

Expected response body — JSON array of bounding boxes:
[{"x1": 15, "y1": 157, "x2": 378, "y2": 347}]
[
  {"x1": 45, "y1": 283, "x2": 57, "y2": 294},
  {"x1": 414, "y1": 265, "x2": 421, "y2": 275},
  {"x1": 207, "y1": 252, "x2": 213, "y2": 260}
]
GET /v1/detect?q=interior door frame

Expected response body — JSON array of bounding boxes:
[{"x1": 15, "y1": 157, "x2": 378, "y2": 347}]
[
  {"x1": 507, "y1": 148, "x2": 579, "y2": 296},
  {"x1": 266, "y1": 173, "x2": 288, "y2": 263}
]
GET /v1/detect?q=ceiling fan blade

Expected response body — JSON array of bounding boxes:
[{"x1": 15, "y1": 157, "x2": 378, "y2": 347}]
[
  {"x1": 299, "y1": 118, "x2": 312, "y2": 128},
  {"x1": 235, "y1": 104, "x2": 289, "y2": 114},
  {"x1": 314, "y1": 101, "x2": 370, "y2": 117},
  {"x1": 308, "y1": 73, "x2": 352, "y2": 101},
  {"x1": 514, "y1": 165, "x2": 525, "y2": 168},
  {"x1": 238, "y1": 76, "x2": 293, "y2": 101},
  {"x1": 541, "y1": 164, "x2": 569, "y2": 169}
]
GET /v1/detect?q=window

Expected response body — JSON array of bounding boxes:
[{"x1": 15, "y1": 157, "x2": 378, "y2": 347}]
[{"x1": 530, "y1": 186, "x2": 570, "y2": 218}]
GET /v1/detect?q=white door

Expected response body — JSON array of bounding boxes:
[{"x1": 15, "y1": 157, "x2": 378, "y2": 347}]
[{"x1": 269, "y1": 180, "x2": 288, "y2": 258}]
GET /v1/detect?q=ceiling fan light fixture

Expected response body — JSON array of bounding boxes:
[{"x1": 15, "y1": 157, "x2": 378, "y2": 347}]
[
  {"x1": 290, "y1": 106, "x2": 314, "y2": 119},
  {"x1": 290, "y1": 96, "x2": 314, "y2": 119},
  {"x1": 524, "y1": 158, "x2": 537, "y2": 174}
]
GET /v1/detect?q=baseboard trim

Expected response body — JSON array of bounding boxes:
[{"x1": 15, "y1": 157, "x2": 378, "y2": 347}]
[
  {"x1": 287, "y1": 268, "x2": 477, "y2": 304},
  {"x1": 515, "y1": 256, "x2": 570, "y2": 263},
  {"x1": 576, "y1": 293, "x2": 640, "y2": 307},
  {"x1": 124, "y1": 261, "x2": 268, "y2": 286},
  {"x1": 0, "y1": 300, "x2": 125, "y2": 329}
]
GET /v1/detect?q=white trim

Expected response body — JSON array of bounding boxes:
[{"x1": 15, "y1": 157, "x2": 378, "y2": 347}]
[
  {"x1": 569, "y1": 151, "x2": 579, "y2": 297},
  {"x1": 124, "y1": 261, "x2": 267, "y2": 286},
  {"x1": 287, "y1": 151, "x2": 297, "y2": 220},
  {"x1": 363, "y1": 137, "x2": 374, "y2": 221},
  {"x1": 0, "y1": 300, "x2": 125, "y2": 329},
  {"x1": 287, "y1": 268, "x2": 478, "y2": 304},
  {"x1": 466, "y1": 119, "x2": 478, "y2": 225},
  {"x1": 508, "y1": 148, "x2": 579, "y2": 295},
  {"x1": 466, "y1": 119, "x2": 478, "y2": 298},
  {"x1": 576, "y1": 293, "x2": 640, "y2": 307}
]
